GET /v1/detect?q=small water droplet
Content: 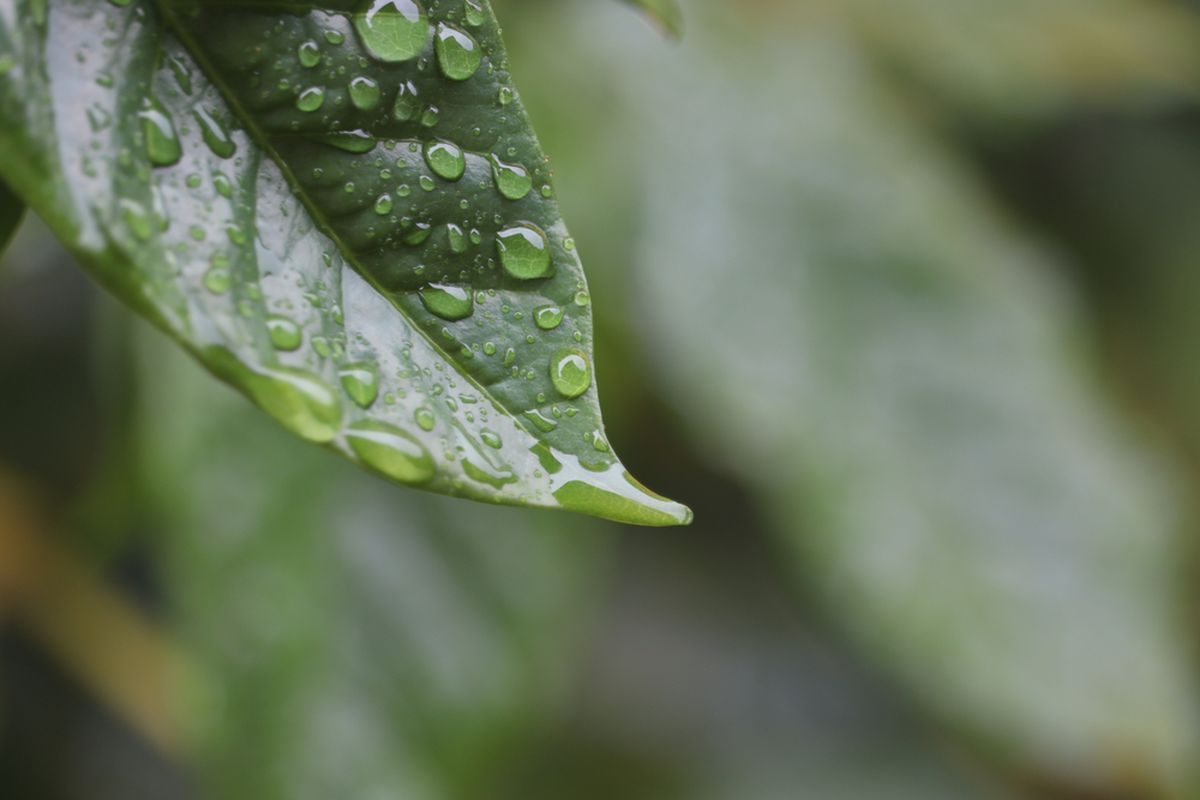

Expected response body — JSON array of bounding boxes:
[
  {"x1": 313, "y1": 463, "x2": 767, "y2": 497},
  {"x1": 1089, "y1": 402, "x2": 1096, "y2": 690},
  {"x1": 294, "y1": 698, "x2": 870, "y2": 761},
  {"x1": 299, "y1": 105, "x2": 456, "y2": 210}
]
[
  {"x1": 138, "y1": 95, "x2": 182, "y2": 167},
  {"x1": 119, "y1": 199, "x2": 152, "y2": 241},
  {"x1": 374, "y1": 193, "x2": 394, "y2": 215},
  {"x1": 524, "y1": 409, "x2": 558, "y2": 432},
  {"x1": 464, "y1": 0, "x2": 486, "y2": 26},
  {"x1": 325, "y1": 29, "x2": 345, "y2": 45},
  {"x1": 354, "y1": 0, "x2": 429, "y2": 63},
  {"x1": 497, "y1": 86, "x2": 513, "y2": 106},
  {"x1": 424, "y1": 139, "x2": 465, "y2": 181},
  {"x1": 339, "y1": 362, "x2": 380, "y2": 408},
  {"x1": 320, "y1": 129, "x2": 377, "y2": 153},
  {"x1": 435, "y1": 23, "x2": 482, "y2": 81},
  {"x1": 213, "y1": 172, "x2": 233, "y2": 198},
  {"x1": 346, "y1": 421, "x2": 434, "y2": 483},
  {"x1": 534, "y1": 305, "x2": 564, "y2": 330},
  {"x1": 348, "y1": 75, "x2": 381, "y2": 110},
  {"x1": 496, "y1": 223, "x2": 552, "y2": 279},
  {"x1": 392, "y1": 80, "x2": 420, "y2": 121},
  {"x1": 298, "y1": 40, "x2": 322, "y2": 68},
  {"x1": 549, "y1": 348, "x2": 591, "y2": 398},
  {"x1": 296, "y1": 86, "x2": 326, "y2": 112},
  {"x1": 193, "y1": 106, "x2": 236, "y2": 159},
  {"x1": 420, "y1": 105, "x2": 440, "y2": 127},
  {"x1": 419, "y1": 283, "x2": 473, "y2": 320},
  {"x1": 414, "y1": 406, "x2": 436, "y2": 431},
  {"x1": 490, "y1": 154, "x2": 531, "y2": 200},
  {"x1": 480, "y1": 429, "x2": 502, "y2": 449},
  {"x1": 267, "y1": 315, "x2": 303, "y2": 351},
  {"x1": 446, "y1": 223, "x2": 468, "y2": 253}
]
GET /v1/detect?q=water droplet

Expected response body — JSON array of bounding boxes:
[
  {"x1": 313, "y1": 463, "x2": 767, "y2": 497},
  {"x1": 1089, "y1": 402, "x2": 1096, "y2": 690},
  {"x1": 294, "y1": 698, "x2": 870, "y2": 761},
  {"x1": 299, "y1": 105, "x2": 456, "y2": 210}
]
[
  {"x1": 404, "y1": 222, "x2": 432, "y2": 245},
  {"x1": 464, "y1": 0, "x2": 486, "y2": 26},
  {"x1": 498, "y1": 86, "x2": 513, "y2": 106},
  {"x1": 591, "y1": 430, "x2": 611, "y2": 452},
  {"x1": 119, "y1": 199, "x2": 153, "y2": 241},
  {"x1": 414, "y1": 407, "x2": 436, "y2": 431},
  {"x1": 374, "y1": 193, "x2": 394, "y2": 215},
  {"x1": 490, "y1": 154, "x2": 531, "y2": 200},
  {"x1": 420, "y1": 105, "x2": 440, "y2": 127},
  {"x1": 266, "y1": 315, "x2": 302, "y2": 351},
  {"x1": 524, "y1": 409, "x2": 558, "y2": 432},
  {"x1": 138, "y1": 96, "x2": 182, "y2": 167},
  {"x1": 298, "y1": 40, "x2": 322, "y2": 67},
  {"x1": 534, "y1": 305, "x2": 564, "y2": 330},
  {"x1": 320, "y1": 129, "x2": 377, "y2": 153},
  {"x1": 462, "y1": 457, "x2": 515, "y2": 488},
  {"x1": 392, "y1": 80, "x2": 420, "y2": 121},
  {"x1": 480, "y1": 429, "x2": 502, "y2": 449},
  {"x1": 418, "y1": 175, "x2": 436, "y2": 191},
  {"x1": 325, "y1": 29, "x2": 345, "y2": 45},
  {"x1": 496, "y1": 223, "x2": 552, "y2": 279},
  {"x1": 296, "y1": 86, "x2": 326, "y2": 112},
  {"x1": 419, "y1": 283, "x2": 473, "y2": 320},
  {"x1": 193, "y1": 107, "x2": 235, "y2": 159},
  {"x1": 446, "y1": 223, "x2": 468, "y2": 253},
  {"x1": 574, "y1": 290, "x2": 590, "y2": 307},
  {"x1": 424, "y1": 139, "x2": 465, "y2": 181},
  {"x1": 213, "y1": 172, "x2": 233, "y2": 198},
  {"x1": 346, "y1": 421, "x2": 434, "y2": 483},
  {"x1": 339, "y1": 362, "x2": 380, "y2": 408},
  {"x1": 435, "y1": 23, "x2": 482, "y2": 81},
  {"x1": 167, "y1": 54, "x2": 192, "y2": 94},
  {"x1": 348, "y1": 75, "x2": 381, "y2": 110},
  {"x1": 354, "y1": 0, "x2": 429, "y2": 63},
  {"x1": 549, "y1": 348, "x2": 591, "y2": 398}
]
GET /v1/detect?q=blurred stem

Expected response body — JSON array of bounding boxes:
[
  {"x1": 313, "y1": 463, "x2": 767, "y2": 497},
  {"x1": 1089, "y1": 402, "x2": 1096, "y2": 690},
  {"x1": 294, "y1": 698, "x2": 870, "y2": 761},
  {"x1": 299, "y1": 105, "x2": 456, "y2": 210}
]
[{"x1": 0, "y1": 468, "x2": 179, "y2": 757}]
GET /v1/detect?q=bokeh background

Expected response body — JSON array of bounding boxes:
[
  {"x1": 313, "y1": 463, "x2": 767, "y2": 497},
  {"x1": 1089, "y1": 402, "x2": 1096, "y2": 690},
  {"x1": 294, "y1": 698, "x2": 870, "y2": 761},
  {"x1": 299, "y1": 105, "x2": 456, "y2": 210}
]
[{"x1": 4, "y1": 0, "x2": 1200, "y2": 797}]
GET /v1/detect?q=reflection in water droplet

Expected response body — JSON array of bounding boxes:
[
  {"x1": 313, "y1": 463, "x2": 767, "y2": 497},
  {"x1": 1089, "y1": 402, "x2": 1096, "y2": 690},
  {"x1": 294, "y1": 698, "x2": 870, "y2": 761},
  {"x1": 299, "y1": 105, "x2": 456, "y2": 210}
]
[
  {"x1": 392, "y1": 80, "x2": 420, "y2": 121},
  {"x1": 480, "y1": 429, "x2": 502, "y2": 449},
  {"x1": 339, "y1": 362, "x2": 380, "y2": 408},
  {"x1": 550, "y1": 348, "x2": 591, "y2": 398},
  {"x1": 435, "y1": 23, "x2": 482, "y2": 81},
  {"x1": 374, "y1": 193, "x2": 394, "y2": 215},
  {"x1": 447, "y1": 223, "x2": 468, "y2": 253},
  {"x1": 266, "y1": 315, "x2": 302, "y2": 351},
  {"x1": 138, "y1": 96, "x2": 182, "y2": 167},
  {"x1": 424, "y1": 139, "x2": 465, "y2": 181},
  {"x1": 346, "y1": 421, "x2": 434, "y2": 483},
  {"x1": 414, "y1": 406, "x2": 436, "y2": 431},
  {"x1": 348, "y1": 75, "x2": 381, "y2": 110},
  {"x1": 298, "y1": 40, "x2": 321, "y2": 68},
  {"x1": 419, "y1": 283, "x2": 473, "y2": 320},
  {"x1": 296, "y1": 86, "x2": 326, "y2": 112},
  {"x1": 490, "y1": 154, "x2": 531, "y2": 200},
  {"x1": 193, "y1": 107, "x2": 235, "y2": 159},
  {"x1": 496, "y1": 223, "x2": 552, "y2": 279},
  {"x1": 534, "y1": 305, "x2": 564, "y2": 330},
  {"x1": 354, "y1": 0, "x2": 429, "y2": 63}
]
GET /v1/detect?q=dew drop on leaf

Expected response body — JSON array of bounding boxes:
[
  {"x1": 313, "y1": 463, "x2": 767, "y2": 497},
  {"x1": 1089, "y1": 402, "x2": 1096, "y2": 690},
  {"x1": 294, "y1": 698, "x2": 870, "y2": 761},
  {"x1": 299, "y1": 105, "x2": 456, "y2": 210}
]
[
  {"x1": 339, "y1": 362, "x2": 380, "y2": 408},
  {"x1": 392, "y1": 79, "x2": 420, "y2": 121},
  {"x1": 348, "y1": 75, "x2": 381, "y2": 110},
  {"x1": 434, "y1": 23, "x2": 481, "y2": 81},
  {"x1": 297, "y1": 40, "x2": 321, "y2": 68},
  {"x1": 266, "y1": 315, "x2": 303, "y2": 351},
  {"x1": 496, "y1": 223, "x2": 552, "y2": 279},
  {"x1": 490, "y1": 154, "x2": 531, "y2": 200},
  {"x1": 534, "y1": 304, "x2": 564, "y2": 330},
  {"x1": 345, "y1": 421, "x2": 435, "y2": 483},
  {"x1": 464, "y1": 0, "x2": 486, "y2": 26},
  {"x1": 424, "y1": 139, "x2": 465, "y2": 181},
  {"x1": 353, "y1": 0, "x2": 429, "y2": 63},
  {"x1": 419, "y1": 283, "x2": 474, "y2": 320},
  {"x1": 296, "y1": 86, "x2": 326, "y2": 112},
  {"x1": 193, "y1": 107, "x2": 235, "y2": 159},
  {"x1": 549, "y1": 348, "x2": 591, "y2": 398},
  {"x1": 138, "y1": 95, "x2": 182, "y2": 167},
  {"x1": 414, "y1": 406, "x2": 436, "y2": 431}
]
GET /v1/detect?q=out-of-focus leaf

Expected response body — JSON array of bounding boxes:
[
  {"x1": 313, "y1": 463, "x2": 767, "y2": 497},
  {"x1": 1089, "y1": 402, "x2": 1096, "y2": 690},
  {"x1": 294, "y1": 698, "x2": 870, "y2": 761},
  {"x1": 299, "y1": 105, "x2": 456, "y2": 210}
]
[
  {"x1": 0, "y1": 178, "x2": 22, "y2": 256},
  {"x1": 0, "y1": 0, "x2": 689, "y2": 526},
  {"x1": 132, "y1": 324, "x2": 609, "y2": 799},
  {"x1": 618, "y1": 6, "x2": 1200, "y2": 795},
  {"x1": 831, "y1": 0, "x2": 1200, "y2": 116},
  {"x1": 620, "y1": 0, "x2": 683, "y2": 38}
]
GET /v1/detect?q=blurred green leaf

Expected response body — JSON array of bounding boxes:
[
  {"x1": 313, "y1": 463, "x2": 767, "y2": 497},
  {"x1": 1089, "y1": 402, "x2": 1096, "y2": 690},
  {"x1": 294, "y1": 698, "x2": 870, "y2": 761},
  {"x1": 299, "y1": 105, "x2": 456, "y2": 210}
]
[
  {"x1": 619, "y1": 7, "x2": 1200, "y2": 795},
  {"x1": 131, "y1": 323, "x2": 609, "y2": 799},
  {"x1": 0, "y1": 0, "x2": 689, "y2": 526},
  {"x1": 0, "y1": 178, "x2": 23, "y2": 256},
  {"x1": 620, "y1": 0, "x2": 684, "y2": 38}
]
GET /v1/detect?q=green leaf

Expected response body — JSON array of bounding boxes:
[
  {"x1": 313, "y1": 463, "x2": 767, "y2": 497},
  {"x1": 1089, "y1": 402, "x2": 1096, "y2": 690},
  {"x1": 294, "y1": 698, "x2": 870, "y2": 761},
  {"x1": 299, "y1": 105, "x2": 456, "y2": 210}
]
[
  {"x1": 0, "y1": 0, "x2": 690, "y2": 527},
  {"x1": 619, "y1": 12, "x2": 1200, "y2": 795},
  {"x1": 0, "y1": 177, "x2": 24, "y2": 255},
  {"x1": 620, "y1": 0, "x2": 684, "y2": 39}
]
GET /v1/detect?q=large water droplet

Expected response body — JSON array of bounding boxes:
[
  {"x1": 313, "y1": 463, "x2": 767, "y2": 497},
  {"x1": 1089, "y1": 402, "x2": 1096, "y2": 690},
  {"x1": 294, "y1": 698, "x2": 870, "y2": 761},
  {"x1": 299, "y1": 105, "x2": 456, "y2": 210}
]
[
  {"x1": 296, "y1": 86, "x2": 326, "y2": 112},
  {"x1": 496, "y1": 223, "x2": 552, "y2": 279},
  {"x1": 419, "y1": 283, "x2": 473, "y2": 320},
  {"x1": 549, "y1": 348, "x2": 591, "y2": 398},
  {"x1": 348, "y1": 75, "x2": 381, "y2": 110},
  {"x1": 193, "y1": 107, "x2": 235, "y2": 159},
  {"x1": 354, "y1": 0, "x2": 429, "y2": 63},
  {"x1": 490, "y1": 154, "x2": 531, "y2": 200},
  {"x1": 138, "y1": 96, "x2": 181, "y2": 167},
  {"x1": 434, "y1": 23, "x2": 481, "y2": 81},
  {"x1": 339, "y1": 362, "x2": 380, "y2": 408},
  {"x1": 424, "y1": 140, "x2": 465, "y2": 181},
  {"x1": 346, "y1": 421, "x2": 435, "y2": 483}
]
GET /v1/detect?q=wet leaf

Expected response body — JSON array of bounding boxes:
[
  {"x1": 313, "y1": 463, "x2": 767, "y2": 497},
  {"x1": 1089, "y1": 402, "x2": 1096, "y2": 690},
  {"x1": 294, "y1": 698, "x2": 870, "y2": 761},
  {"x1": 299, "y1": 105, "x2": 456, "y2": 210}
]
[{"x1": 0, "y1": 0, "x2": 689, "y2": 526}]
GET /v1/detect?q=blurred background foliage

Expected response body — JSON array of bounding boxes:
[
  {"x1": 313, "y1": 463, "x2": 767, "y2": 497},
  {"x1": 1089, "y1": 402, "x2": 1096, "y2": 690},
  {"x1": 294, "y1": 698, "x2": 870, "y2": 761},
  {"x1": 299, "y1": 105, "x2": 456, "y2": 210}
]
[{"x1": 3, "y1": 0, "x2": 1200, "y2": 797}]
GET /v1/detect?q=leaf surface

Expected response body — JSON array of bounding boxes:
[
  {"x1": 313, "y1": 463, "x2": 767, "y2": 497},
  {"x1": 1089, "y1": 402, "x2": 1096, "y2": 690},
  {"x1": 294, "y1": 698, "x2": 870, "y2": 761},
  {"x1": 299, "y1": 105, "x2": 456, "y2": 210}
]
[
  {"x1": 0, "y1": 0, "x2": 689, "y2": 525},
  {"x1": 620, "y1": 0, "x2": 683, "y2": 38}
]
